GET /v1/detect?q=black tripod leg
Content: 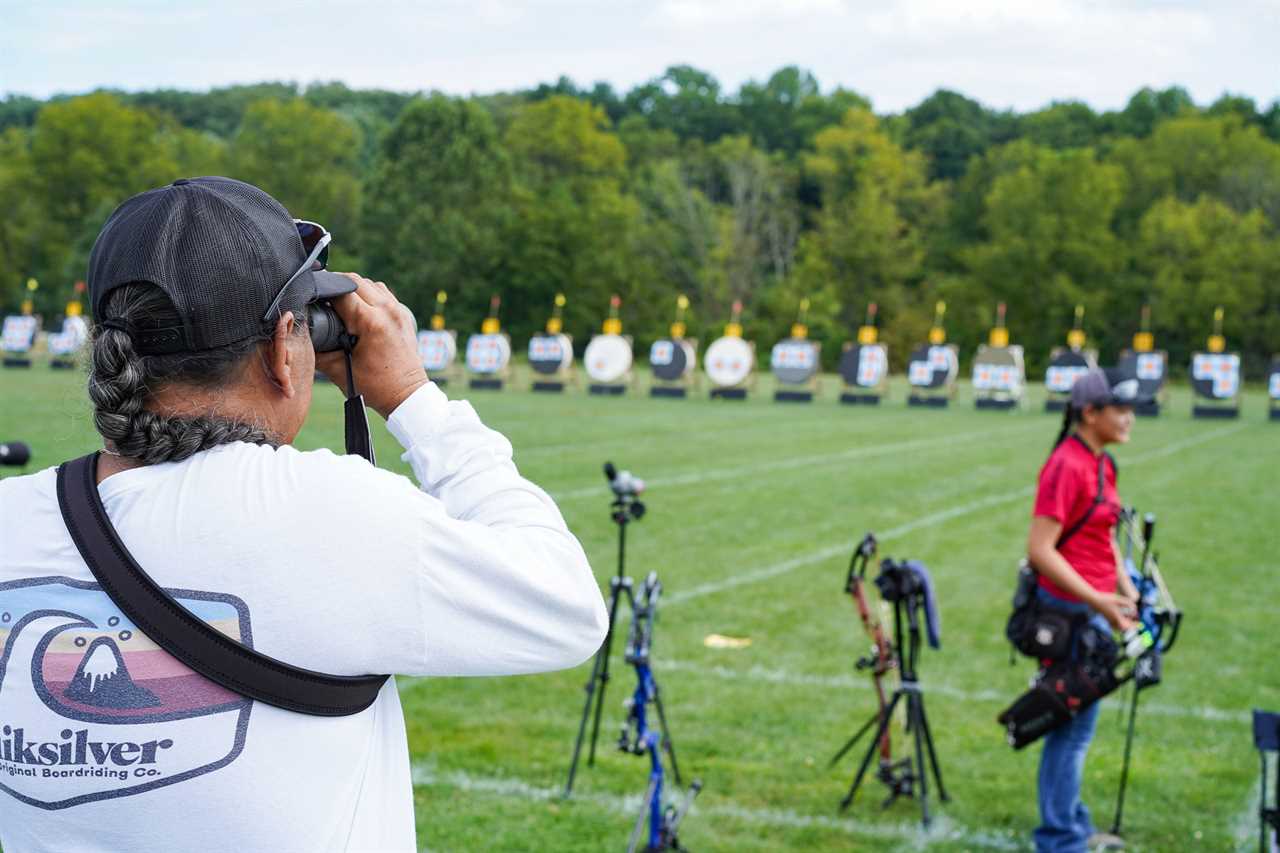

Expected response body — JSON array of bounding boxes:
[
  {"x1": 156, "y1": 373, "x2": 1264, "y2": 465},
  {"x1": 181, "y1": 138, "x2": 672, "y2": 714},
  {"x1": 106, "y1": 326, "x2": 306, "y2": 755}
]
[
  {"x1": 841, "y1": 691, "x2": 902, "y2": 812},
  {"x1": 564, "y1": 642, "x2": 608, "y2": 797},
  {"x1": 915, "y1": 694, "x2": 948, "y2": 803},
  {"x1": 586, "y1": 584, "x2": 630, "y2": 769},
  {"x1": 828, "y1": 711, "x2": 881, "y2": 768},
  {"x1": 653, "y1": 687, "x2": 684, "y2": 787},
  {"x1": 910, "y1": 694, "x2": 931, "y2": 828},
  {"x1": 1110, "y1": 684, "x2": 1142, "y2": 835}
]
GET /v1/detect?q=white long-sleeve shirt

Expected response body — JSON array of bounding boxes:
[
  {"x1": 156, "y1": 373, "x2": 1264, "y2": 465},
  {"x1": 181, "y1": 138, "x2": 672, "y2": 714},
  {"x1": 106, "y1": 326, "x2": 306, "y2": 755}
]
[{"x1": 0, "y1": 383, "x2": 608, "y2": 852}]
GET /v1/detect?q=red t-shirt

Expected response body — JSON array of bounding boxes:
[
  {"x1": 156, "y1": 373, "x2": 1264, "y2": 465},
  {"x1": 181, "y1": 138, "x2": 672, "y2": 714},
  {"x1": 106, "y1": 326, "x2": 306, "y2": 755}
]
[{"x1": 1033, "y1": 434, "x2": 1120, "y2": 602}]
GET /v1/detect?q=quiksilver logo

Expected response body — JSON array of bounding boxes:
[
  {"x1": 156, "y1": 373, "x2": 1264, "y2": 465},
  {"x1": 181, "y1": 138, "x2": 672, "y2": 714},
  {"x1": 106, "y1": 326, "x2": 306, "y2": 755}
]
[{"x1": 0, "y1": 725, "x2": 173, "y2": 768}]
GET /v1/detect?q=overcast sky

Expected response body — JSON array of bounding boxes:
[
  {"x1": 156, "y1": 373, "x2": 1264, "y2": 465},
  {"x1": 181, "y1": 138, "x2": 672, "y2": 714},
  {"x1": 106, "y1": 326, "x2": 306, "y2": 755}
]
[{"x1": 2, "y1": 0, "x2": 1276, "y2": 113}]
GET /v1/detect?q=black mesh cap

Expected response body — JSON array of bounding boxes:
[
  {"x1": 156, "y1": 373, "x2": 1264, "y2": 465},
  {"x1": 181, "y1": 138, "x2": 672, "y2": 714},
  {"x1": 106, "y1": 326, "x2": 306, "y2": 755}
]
[{"x1": 88, "y1": 176, "x2": 354, "y2": 354}]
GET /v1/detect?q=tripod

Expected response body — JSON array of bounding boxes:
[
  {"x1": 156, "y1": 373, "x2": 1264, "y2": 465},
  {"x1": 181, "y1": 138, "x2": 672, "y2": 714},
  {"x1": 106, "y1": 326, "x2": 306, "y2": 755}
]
[
  {"x1": 837, "y1": 562, "x2": 948, "y2": 827},
  {"x1": 565, "y1": 464, "x2": 682, "y2": 798}
]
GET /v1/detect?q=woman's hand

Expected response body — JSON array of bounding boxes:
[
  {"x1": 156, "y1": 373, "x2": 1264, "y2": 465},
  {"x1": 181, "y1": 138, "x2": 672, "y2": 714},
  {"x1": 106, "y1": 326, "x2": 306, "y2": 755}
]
[{"x1": 1089, "y1": 592, "x2": 1138, "y2": 632}]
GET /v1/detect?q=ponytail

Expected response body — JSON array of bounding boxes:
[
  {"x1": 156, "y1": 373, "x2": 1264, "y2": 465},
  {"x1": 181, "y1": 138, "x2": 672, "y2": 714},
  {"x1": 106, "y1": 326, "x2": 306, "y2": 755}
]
[{"x1": 1053, "y1": 402, "x2": 1078, "y2": 451}]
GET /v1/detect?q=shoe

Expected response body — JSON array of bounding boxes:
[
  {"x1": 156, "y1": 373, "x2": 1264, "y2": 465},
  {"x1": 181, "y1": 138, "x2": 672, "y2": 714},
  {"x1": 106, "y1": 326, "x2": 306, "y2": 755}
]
[{"x1": 1088, "y1": 831, "x2": 1126, "y2": 850}]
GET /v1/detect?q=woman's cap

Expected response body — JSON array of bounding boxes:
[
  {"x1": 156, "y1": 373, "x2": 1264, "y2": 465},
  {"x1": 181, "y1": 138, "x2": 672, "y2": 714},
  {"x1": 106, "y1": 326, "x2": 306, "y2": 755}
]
[
  {"x1": 87, "y1": 177, "x2": 355, "y2": 354},
  {"x1": 1071, "y1": 366, "x2": 1145, "y2": 408}
]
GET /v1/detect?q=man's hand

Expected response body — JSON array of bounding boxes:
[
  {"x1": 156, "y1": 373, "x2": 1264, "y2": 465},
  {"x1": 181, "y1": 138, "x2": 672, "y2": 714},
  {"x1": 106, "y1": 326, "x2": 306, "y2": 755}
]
[{"x1": 314, "y1": 273, "x2": 428, "y2": 419}]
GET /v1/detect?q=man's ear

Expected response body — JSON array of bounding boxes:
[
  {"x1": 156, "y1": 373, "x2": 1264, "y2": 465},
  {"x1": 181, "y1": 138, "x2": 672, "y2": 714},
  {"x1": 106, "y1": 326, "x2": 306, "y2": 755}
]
[{"x1": 267, "y1": 312, "x2": 297, "y2": 398}]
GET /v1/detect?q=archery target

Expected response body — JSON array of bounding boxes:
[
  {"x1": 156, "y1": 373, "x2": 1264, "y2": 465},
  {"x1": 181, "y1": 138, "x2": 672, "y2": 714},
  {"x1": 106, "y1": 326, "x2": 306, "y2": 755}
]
[
  {"x1": 972, "y1": 346, "x2": 1025, "y2": 395},
  {"x1": 1268, "y1": 360, "x2": 1280, "y2": 399},
  {"x1": 528, "y1": 334, "x2": 573, "y2": 375},
  {"x1": 1191, "y1": 353, "x2": 1240, "y2": 400},
  {"x1": 1, "y1": 316, "x2": 37, "y2": 353},
  {"x1": 650, "y1": 339, "x2": 695, "y2": 381},
  {"x1": 1045, "y1": 350, "x2": 1093, "y2": 394},
  {"x1": 770, "y1": 339, "x2": 819, "y2": 385},
  {"x1": 465, "y1": 333, "x2": 511, "y2": 374},
  {"x1": 907, "y1": 345, "x2": 957, "y2": 389},
  {"x1": 838, "y1": 344, "x2": 887, "y2": 388},
  {"x1": 417, "y1": 330, "x2": 457, "y2": 372},
  {"x1": 705, "y1": 336, "x2": 753, "y2": 387},
  {"x1": 46, "y1": 316, "x2": 88, "y2": 356},
  {"x1": 584, "y1": 334, "x2": 632, "y2": 383},
  {"x1": 1135, "y1": 353, "x2": 1164, "y2": 381}
]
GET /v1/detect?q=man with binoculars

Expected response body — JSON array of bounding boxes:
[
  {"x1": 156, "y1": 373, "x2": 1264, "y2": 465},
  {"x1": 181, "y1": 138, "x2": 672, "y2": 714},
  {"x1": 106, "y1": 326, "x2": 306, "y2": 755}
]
[{"x1": 0, "y1": 177, "x2": 608, "y2": 852}]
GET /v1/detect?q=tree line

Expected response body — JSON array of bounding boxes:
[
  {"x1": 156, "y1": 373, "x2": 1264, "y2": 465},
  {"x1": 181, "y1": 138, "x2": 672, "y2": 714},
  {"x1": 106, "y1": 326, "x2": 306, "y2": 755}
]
[{"x1": 2, "y1": 67, "x2": 1278, "y2": 377}]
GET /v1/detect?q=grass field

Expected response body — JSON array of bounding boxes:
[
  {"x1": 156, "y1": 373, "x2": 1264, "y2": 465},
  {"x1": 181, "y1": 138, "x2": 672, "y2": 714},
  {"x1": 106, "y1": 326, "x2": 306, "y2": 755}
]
[{"x1": 2, "y1": 361, "x2": 1277, "y2": 852}]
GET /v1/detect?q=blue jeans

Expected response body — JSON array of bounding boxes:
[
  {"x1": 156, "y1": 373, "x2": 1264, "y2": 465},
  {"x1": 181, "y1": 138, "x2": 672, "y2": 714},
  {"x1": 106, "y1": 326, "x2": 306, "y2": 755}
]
[{"x1": 1033, "y1": 588, "x2": 1111, "y2": 853}]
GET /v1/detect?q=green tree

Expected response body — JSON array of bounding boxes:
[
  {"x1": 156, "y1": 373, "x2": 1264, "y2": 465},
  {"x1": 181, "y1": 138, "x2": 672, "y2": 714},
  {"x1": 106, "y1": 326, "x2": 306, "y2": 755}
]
[
  {"x1": 1135, "y1": 196, "x2": 1279, "y2": 374},
  {"x1": 960, "y1": 146, "x2": 1127, "y2": 368},
  {"x1": 503, "y1": 96, "x2": 653, "y2": 345},
  {"x1": 24, "y1": 93, "x2": 179, "y2": 308},
  {"x1": 362, "y1": 96, "x2": 513, "y2": 322},
  {"x1": 227, "y1": 99, "x2": 363, "y2": 260},
  {"x1": 791, "y1": 108, "x2": 944, "y2": 361}
]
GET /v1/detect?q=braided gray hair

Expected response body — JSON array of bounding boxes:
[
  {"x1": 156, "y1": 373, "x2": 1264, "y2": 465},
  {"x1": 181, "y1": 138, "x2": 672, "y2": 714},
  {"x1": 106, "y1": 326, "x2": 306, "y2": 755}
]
[{"x1": 88, "y1": 283, "x2": 304, "y2": 465}]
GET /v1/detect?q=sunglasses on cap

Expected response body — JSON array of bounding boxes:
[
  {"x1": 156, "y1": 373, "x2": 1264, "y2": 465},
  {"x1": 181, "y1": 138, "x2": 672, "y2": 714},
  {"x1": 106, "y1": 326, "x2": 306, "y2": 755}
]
[{"x1": 261, "y1": 220, "x2": 332, "y2": 323}]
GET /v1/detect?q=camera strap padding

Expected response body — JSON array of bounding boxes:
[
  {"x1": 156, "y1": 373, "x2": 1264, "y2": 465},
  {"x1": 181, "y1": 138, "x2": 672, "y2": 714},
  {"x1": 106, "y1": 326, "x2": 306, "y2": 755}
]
[{"x1": 56, "y1": 452, "x2": 390, "y2": 717}]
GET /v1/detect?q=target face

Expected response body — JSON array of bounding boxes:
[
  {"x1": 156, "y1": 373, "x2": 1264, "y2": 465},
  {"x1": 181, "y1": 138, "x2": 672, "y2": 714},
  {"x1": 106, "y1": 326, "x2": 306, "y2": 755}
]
[
  {"x1": 907, "y1": 345, "x2": 957, "y2": 389},
  {"x1": 47, "y1": 316, "x2": 88, "y2": 356},
  {"x1": 706, "y1": 336, "x2": 753, "y2": 387},
  {"x1": 1135, "y1": 353, "x2": 1164, "y2": 381},
  {"x1": 838, "y1": 344, "x2": 886, "y2": 388},
  {"x1": 972, "y1": 348, "x2": 1024, "y2": 393},
  {"x1": 1269, "y1": 363, "x2": 1280, "y2": 400},
  {"x1": 528, "y1": 334, "x2": 573, "y2": 375},
  {"x1": 584, "y1": 334, "x2": 633, "y2": 382},
  {"x1": 650, "y1": 339, "x2": 694, "y2": 381},
  {"x1": 770, "y1": 339, "x2": 819, "y2": 385},
  {"x1": 465, "y1": 333, "x2": 511, "y2": 374},
  {"x1": 1192, "y1": 353, "x2": 1240, "y2": 400},
  {"x1": 1045, "y1": 350, "x2": 1092, "y2": 393},
  {"x1": 417, "y1": 330, "x2": 457, "y2": 372},
  {"x1": 1, "y1": 316, "x2": 37, "y2": 353}
]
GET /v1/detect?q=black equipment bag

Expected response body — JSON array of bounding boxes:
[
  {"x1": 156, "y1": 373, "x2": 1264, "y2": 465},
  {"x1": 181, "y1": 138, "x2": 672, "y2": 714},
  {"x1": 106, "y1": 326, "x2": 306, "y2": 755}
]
[
  {"x1": 998, "y1": 657, "x2": 1121, "y2": 749},
  {"x1": 1004, "y1": 442, "x2": 1114, "y2": 661},
  {"x1": 56, "y1": 452, "x2": 390, "y2": 717}
]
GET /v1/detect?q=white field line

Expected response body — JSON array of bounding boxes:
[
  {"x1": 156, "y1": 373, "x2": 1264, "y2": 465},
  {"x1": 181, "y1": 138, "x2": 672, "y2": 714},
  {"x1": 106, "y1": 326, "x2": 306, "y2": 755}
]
[
  {"x1": 1232, "y1": 777, "x2": 1266, "y2": 852},
  {"x1": 410, "y1": 763, "x2": 1022, "y2": 851},
  {"x1": 548, "y1": 422, "x2": 1045, "y2": 502},
  {"x1": 656, "y1": 659, "x2": 1250, "y2": 725},
  {"x1": 664, "y1": 422, "x2": 1251, "y2": 607}
]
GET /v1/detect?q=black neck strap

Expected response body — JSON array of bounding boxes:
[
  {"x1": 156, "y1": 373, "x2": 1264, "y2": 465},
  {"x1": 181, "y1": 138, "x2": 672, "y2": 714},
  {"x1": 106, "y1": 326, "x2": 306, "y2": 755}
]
[{"x1": 56, "y1": 453, "x2": 388, "y2": 716}]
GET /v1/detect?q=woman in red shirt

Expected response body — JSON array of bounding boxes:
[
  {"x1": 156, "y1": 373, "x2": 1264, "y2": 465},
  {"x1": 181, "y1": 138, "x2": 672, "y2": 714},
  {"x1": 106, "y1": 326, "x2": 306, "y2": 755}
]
[{"x1": 1026, "y1": 368, "x2": 1141, "y2": 853}]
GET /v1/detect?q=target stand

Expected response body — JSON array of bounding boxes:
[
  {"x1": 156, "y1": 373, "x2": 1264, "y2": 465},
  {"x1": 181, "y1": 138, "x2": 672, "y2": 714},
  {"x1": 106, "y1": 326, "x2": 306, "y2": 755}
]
[
  {"x1": 1119, "y1": 307, "x2": 1166, "y2": 416},
  {"x1": 772, "y1": 299, "x2": 821, "y2": 403},
  {"x1": 972, "y1": 304, "x2": 1024, "y2": 411},
  {"x1": 584, "y1": 296, "x2": 634, "y2": 396},
  {"x1": 1267, "y1": 356, "x2": 1279, "y2": 421},
  {"x1": 1044, "y1": 306, "x2": 1095, "y2": 412},
  {"x1": 905, "y1": 304, "x2": 958, "y2": 408},
  {"x1": 838, "y1": 304, "x2": 886, "y2": 405},
  {"x1": 706, "y1": 301, "x2": 754, "y2": 401},
  {"x1": 1, "y1": 315, "x2": 37, "y2": 368},
  {"x1": 1191, "y1": 309, "x2": 1241, "y2": 419},
  {"x1": 529, "y1": 294, "x2": 575, "y2": 392},
  {"x1": 465, "y1": 296, "x2": 511, "y2": 390}
]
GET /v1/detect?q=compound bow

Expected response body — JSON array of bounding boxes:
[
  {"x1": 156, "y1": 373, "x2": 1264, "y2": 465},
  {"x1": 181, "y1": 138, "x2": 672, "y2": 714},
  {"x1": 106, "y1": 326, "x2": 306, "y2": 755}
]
[
  {"x1": 829, "y1": 533, "x2": 912, "y2": 801},
  {"x1": 1110, "y1": 507, "x2": 1183, "y2": 836}
]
